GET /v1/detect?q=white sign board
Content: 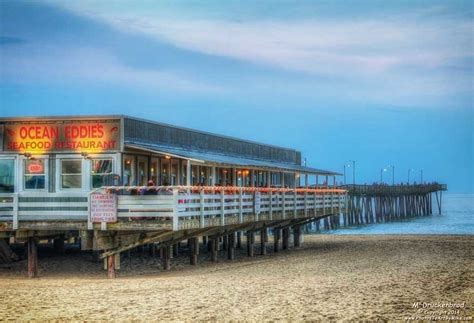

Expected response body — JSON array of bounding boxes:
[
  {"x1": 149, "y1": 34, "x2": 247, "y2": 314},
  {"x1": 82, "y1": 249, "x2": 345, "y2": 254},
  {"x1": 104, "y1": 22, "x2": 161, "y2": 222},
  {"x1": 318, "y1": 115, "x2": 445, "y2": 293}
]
[
  {"x1": 254, "y1": 191, "x2": 261, "y2": 214},
  {"x1": 90, "y1": 193, "x2": 117, "y2": 223}
]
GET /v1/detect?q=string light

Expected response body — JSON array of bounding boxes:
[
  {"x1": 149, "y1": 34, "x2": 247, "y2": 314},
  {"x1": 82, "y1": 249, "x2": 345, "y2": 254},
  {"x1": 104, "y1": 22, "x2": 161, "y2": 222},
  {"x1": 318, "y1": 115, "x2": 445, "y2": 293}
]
[{"x1": 102, "y1": 185, "x2": 346, "y2": 194}]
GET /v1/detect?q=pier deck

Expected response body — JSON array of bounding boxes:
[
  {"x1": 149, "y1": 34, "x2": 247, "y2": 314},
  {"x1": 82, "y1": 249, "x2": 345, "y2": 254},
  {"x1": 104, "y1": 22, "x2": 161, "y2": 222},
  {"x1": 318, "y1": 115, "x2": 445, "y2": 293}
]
[{"x1": 0, "y1": 186, "x2": 346, "y2": 277}]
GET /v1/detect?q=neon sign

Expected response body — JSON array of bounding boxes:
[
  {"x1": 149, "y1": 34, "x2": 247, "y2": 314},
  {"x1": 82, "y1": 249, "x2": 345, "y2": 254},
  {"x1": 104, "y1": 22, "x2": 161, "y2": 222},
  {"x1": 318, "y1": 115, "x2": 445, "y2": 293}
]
[
  {"x1": 4, "y1": 120, "x2": 120, "y2": 153},
  {"x1": 27, "y1": 163, "x2": 44, "y2": 174}
]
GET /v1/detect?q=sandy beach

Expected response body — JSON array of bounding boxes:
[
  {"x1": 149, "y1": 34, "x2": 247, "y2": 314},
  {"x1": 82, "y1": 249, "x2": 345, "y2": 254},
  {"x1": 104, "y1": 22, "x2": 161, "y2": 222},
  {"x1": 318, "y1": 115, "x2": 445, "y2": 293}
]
[{"x1": 0, "y1": 234, "x2": 472, "y2": 321}]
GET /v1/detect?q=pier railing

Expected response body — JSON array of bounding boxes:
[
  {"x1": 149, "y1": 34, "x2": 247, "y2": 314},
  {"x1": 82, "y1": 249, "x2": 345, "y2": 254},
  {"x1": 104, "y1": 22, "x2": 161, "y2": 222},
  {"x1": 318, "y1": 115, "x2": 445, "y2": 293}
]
[
  {"x1": 0, "y1": 186, "x2": 347, "y2": 231},
  {"x1": 102, "y1": 186, "x2": 347, "y2": 230},
  {"x1": 341, "y1": 183, "x2": 446, "y2": 196}
]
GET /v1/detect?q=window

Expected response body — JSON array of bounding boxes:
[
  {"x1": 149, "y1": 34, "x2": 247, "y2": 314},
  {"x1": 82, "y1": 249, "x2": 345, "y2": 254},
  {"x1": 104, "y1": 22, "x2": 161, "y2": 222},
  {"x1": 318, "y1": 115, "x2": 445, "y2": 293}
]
[
  {"x1": 137, "y1": 157, "x2": 148, "y2": 186},
  {"x1": 24, "y1": 159, "x2": 46, "y2": 190},
  {"x1": 0, "y1": 159, "x2": 15, "y2": 193},
  {"x1": 91, "y1": 159, "x2": 113, "y2": 188},
  {"x1": 123, "y1": 156, "x2": 136, "y2": 186},
  {"x1": 61, "y1": 159, "x2": 82, "y2": 189}
]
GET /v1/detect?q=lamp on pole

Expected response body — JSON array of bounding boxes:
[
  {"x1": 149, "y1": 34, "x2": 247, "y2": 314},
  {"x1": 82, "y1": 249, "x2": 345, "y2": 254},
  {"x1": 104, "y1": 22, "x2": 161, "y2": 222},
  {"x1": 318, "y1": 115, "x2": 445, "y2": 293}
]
[
  {"x1": 420, "y1": 169, "x2": 423, "y2": 184},
  {"x1": 343, "y1": 163, "x2": 352, "y2": 185},
  {"x1": 380, "y1": 168, "x2": 387, "y2": 184},
  {"x1": 349, "y1": 160, "x2": 356, "y2": 185}
]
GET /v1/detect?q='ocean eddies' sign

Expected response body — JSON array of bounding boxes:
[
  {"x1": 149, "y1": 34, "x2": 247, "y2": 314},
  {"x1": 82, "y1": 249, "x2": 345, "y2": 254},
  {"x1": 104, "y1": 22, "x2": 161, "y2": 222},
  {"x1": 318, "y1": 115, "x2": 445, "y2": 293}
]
[
  {"x1": 90, "y1": 193, "x2": 117, "y2": 223},
  {"x1": 3, "y1": 120, "x2": 120, "y2": 153}
]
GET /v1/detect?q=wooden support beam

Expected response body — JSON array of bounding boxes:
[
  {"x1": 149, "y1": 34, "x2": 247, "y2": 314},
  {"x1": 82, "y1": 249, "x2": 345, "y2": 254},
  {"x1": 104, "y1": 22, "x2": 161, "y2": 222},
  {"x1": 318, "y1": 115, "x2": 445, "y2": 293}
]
[
  {"x1": 260, "y1": 229, "x2": 266, "y2": 255},
  {"x1": 223, "y1": 234, "x2": 228, "y2": 251},
  {"x1": 107, "y1": 254, "x2": 116, "y2": 279},
  {"x1": 282, "y1": 228, "x2": 289, "y2": 250},
  {"x1": 247, "y1": 231, "x2": 254, "y2": 257},
  {"x1": 227, "y1": 233, "x2": 235, "y2": 260},
  {"x1": 27, "y1": 237, "x2": 38, "y2": 278},
  {"x1": 293, "y1": 225, "x2": 300, "y2": 247},
  {"x1": 162, "y1": 246, "x2": 171, "y2": 270},
  {"x1": 273, "y1": 228, "x2": 280, "y2": 252},
  {"x1": 236, "y1": 231, "x2": 242, "y2": 249},
  {"x1": 189, "y1": 237, "x2": 198, "y2": 265},
  {"x1": 210, "y1": 239, "x2": 218, "y2": 262}
]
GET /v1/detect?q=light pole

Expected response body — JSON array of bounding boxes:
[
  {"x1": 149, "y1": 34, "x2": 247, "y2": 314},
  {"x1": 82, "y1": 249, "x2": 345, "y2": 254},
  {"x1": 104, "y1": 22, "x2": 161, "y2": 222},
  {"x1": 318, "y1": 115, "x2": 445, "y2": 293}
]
[
  {"x1": 349, "y1": 160, "x2": 356, "y2": 185},
  {"x1": 343, "y1": 164, "x2": 346, "y2": 185},
  {"x1": 408, "y1": 168, "x2": 415, "y2": 184},
  {"x1": 390, "y1": 165, "x2": 395, "y2": 185},
  {"x1": 380, "y1": 168, "x2": 387, "y2": 184},
  {"x1": 420, "y1": 169, "x2": 423, "y2": 184},
  {"x1": 343, "y1": 163, "x2": 352, "y2": 185}
]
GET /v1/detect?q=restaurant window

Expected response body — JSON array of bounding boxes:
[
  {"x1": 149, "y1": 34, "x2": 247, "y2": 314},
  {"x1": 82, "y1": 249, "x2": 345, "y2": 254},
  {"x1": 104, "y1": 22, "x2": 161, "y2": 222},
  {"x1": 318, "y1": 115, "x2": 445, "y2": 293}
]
[
  {"x1": 0, "y1": 159, "x2": 15, "y2": 193},
  {"x1": 171, "y1": 160, "x2": 179, "y2": 185},
  {"x1": 150, "y1": 158, "x2": 159, "y2": 184},
  {"x1": 123, "y1": 156, "x2": 136, "y2": 186},
  {"x1": 61, "y1": 159, "x2": 82, "y2": 189},
  {"x1": 161, "y1": 158, "x2": 170, "y2": 185},
  {"x1": 91, "y1": 159, "x2": 113, "y2": 188},
  {"x1": 137, "y1": 157, "x2": 148, "y2": 186},
  {"x1": 191, "y1": 165, "x2": 198, "y2": 185},
  {"x1": 24, "y1": 159, "x2": 46, "y2": 190}
]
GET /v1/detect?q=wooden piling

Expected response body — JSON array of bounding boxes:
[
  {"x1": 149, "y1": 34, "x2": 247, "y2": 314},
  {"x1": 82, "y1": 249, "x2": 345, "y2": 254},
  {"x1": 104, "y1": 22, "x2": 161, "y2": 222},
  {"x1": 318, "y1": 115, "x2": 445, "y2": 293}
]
[
  {"x1": 107, "y1": 254, "x2": 116, "y2": 278},
  {"x1": 162, "y1": 246, "x2": 171, "y2": 270},
  {"x1": 223, "y1": 235, "x2": 228, "y2": 251},
  {"x1": 27, "y1": 237, "x2": 38, "y2": 278},
  {"x1": 273, "y1": 228, "x2": 280, "y2": 252},
  {"x1": 293, "y1": 226, "x2": 300, "y2": 247},
  {"x1": 190, "y1": 237, "x2": 198, "y2": 265},
  {"x1": 236, "y1": 231, "x2": 242, "y2": 249},
  {"x1": 210, "y1": 239, "x2": 218, "y2": 262},
  {"x1": 227, "y1": 233, "x2": 235, "y2": 260},
  {"x1": 282, "y1": 228, "x2": 289, "y2": 250},
  {"x1": 247, "y1": 231, "x2": 254, "y2": 257},
  {"x1": 260, "y1": 229, "x2": 266, "y2": 255}
]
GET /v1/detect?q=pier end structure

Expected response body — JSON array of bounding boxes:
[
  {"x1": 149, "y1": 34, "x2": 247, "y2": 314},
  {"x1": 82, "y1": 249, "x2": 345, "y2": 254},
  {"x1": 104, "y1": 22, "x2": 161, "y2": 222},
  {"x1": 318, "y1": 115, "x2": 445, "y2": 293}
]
[
  {"x1": 0, "y1": 115, "x2": 345, "y2": 276},
  {"x1": 307, "y1": 183, "x2": 447, "y2": 231}
]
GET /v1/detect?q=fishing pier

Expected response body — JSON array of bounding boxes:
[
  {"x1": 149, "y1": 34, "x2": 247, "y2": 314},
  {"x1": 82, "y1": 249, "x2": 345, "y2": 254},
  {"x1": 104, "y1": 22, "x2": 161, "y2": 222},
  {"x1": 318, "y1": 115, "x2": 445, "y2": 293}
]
[
  {"x1": 0, "y1": 115, "x2": 446, "y2": 278},
  {"x1": 311, "y1": 183, "x2": 447, "y2": 231},
  {"x1": 0, "y1": 115, "x2": 345, "y2": 278}
]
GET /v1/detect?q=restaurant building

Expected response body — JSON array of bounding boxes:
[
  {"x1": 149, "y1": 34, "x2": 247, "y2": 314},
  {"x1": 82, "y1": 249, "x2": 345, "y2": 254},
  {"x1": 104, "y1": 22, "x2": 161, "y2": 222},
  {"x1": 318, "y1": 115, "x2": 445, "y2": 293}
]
[
  {"x1": 0, "y1": 115, "x2": 339, "y2": 194},
  {"x1": 0, "y1": 115, "x2": 345, "y2": 277}
]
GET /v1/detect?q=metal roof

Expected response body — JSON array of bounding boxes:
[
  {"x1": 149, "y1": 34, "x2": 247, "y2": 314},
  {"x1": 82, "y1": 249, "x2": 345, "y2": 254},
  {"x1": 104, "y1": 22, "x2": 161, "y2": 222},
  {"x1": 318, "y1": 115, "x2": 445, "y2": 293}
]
[
  {"x1": 125, "y1": 141, "x2": 341, "y2": 176},
  {"x1": 0, "y1": 114, "x2": 298, "y2": 153}
]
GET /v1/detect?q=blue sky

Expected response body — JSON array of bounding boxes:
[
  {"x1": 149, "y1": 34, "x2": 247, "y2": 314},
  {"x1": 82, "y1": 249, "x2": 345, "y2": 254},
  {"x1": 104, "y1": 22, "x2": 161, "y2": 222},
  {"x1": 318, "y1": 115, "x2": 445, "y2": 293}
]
[{"x1": 1, "y1": 0, "x2": 473, "y2": 192}]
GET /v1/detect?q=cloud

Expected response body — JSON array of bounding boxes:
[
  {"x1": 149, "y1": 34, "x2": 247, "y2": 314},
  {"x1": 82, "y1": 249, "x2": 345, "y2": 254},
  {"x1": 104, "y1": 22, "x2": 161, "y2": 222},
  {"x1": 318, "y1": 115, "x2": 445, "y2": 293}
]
[
  {"x1": 5, "y1": 1, "x2": 473, "y2": 109},
  {"x1": 63, "y1": 9, "x2": 472, "y2": 76},
  {"x1": 1, "y1": 44, "x2": 225, "y2": 94},
  {"x1": 51, "y1": 2, "x2": 473, "y2": 108}
]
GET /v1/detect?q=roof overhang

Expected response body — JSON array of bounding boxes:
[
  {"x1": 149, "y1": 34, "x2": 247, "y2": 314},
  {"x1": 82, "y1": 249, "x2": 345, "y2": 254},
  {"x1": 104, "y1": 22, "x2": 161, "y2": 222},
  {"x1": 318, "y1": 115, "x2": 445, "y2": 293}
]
[{"x1": 125, "y1": 141, "x2": 341, "y2": 176}]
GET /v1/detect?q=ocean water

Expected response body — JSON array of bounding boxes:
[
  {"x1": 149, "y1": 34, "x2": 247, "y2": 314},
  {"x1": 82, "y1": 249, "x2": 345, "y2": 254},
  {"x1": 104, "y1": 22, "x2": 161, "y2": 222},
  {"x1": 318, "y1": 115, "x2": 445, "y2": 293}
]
[{"x1": 329, "y1": 193, "x2": 474, "y2": 235}]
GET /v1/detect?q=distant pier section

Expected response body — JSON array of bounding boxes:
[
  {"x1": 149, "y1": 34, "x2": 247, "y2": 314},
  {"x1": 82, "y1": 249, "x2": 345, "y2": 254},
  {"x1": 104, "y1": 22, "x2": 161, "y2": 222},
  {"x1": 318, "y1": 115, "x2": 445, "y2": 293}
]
[{"x1": 313, "y1": 183, "x2": 447, "y2": 230}]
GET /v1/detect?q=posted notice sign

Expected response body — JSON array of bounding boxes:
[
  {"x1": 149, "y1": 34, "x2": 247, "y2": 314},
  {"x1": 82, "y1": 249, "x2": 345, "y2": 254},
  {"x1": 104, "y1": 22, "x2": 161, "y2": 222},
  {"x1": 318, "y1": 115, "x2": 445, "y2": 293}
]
[{"x1": 90, "y1": 193, "x2": 117, "y2": 223}]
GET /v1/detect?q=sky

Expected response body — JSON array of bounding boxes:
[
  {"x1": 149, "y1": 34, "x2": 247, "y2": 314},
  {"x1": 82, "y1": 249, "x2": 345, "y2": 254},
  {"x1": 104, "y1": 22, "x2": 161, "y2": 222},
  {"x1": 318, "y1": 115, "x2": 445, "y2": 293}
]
[{"x1": 0, "y1": 0, "x2": 473, "y2": 192}]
